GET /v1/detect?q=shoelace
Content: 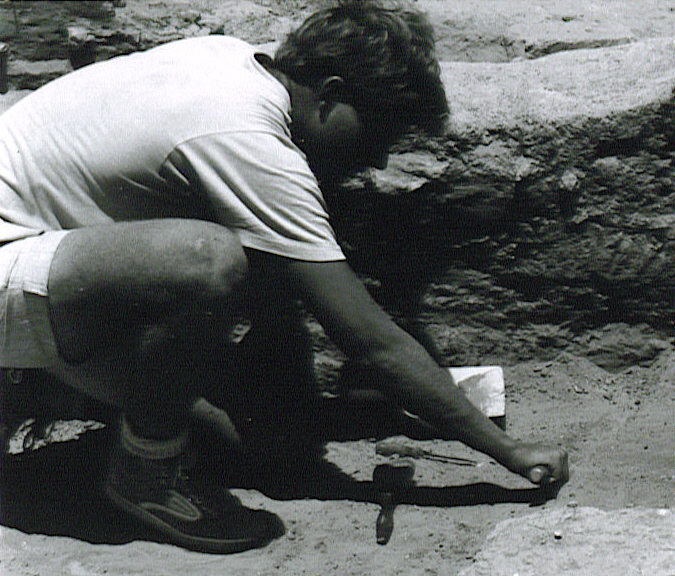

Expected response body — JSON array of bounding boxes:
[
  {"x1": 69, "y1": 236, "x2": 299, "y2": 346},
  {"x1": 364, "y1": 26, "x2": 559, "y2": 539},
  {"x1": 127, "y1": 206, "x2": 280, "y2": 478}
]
[{"x1": 174, "y1": 464, "x2": 222, "y2": 519}]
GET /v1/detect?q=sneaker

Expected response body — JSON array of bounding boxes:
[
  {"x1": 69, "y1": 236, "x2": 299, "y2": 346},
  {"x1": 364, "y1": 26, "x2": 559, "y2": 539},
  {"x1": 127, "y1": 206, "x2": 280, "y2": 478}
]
[{"x1": 104, "y1": 441, "x2": 283, "y2": 553}]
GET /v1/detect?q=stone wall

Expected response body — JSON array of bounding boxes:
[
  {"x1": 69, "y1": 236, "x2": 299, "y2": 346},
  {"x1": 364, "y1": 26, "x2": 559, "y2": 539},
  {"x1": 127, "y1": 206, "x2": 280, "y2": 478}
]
[{"x1": 330, "y1": 40, "x2": 675, "y2": 370}]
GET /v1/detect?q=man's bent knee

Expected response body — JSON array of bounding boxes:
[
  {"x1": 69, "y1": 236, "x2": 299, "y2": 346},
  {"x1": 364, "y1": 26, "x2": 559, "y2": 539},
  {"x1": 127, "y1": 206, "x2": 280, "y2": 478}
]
[
  {"x1": 47, "y1": 219, "x2": 248, "y2": 362},
  {"x1": 175, "y1": 221, "x2": 248, "y2": 302}
]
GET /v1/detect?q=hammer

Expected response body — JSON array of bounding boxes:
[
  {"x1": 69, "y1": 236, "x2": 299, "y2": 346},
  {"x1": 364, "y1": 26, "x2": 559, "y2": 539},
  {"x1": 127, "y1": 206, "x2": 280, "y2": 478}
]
[{"x1": 373, "y1": 458, "x2": 416, "y2": 545}]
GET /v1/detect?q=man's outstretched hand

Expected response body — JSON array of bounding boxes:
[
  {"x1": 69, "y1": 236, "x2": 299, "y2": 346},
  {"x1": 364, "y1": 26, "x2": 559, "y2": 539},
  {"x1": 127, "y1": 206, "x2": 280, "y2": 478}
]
[{"x1": 506, "y1": 443, "x2": 569, "y2": 486}]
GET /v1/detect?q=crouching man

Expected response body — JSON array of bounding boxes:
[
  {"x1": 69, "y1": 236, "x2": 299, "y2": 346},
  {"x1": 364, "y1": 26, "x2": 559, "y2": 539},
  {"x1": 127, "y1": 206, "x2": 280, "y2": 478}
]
[{"x1": 0, "y1": 0, "x2": 567, "y2": 553}]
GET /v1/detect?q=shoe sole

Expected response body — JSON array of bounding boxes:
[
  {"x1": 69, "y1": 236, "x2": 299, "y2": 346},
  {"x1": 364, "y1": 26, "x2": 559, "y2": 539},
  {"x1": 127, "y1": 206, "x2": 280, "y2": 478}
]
[{"x1": 104, "y1": 483, "x2": 272, "y2": 554}]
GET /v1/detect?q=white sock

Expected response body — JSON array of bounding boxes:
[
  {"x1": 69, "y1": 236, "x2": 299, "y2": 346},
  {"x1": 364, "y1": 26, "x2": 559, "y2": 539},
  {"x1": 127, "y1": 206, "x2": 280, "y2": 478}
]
[{"x1": 120, "y1": 416, "x2": 189, "y2": 460}]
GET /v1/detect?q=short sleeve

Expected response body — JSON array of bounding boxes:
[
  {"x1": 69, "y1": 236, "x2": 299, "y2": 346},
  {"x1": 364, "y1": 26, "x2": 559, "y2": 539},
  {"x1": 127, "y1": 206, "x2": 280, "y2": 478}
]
[{"x1": 169, "y1": 131, "x2": 345, "y2": 262}]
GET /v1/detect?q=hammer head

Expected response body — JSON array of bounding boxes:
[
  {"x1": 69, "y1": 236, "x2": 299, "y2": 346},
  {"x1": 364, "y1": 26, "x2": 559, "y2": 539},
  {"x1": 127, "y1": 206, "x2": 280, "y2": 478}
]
[{"x1": 373, "y1": 458, "x2": 416, "y2": 490}]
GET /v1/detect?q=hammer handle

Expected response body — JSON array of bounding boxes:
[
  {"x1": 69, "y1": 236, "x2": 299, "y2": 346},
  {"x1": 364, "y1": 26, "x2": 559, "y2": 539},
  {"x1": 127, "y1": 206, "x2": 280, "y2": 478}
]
[
  {"x1": 376, "y1": 492, "x2": 394, "y2": 545},
  {"x1": 376, "y1": 441, "x2": 425, "y2": 459}
]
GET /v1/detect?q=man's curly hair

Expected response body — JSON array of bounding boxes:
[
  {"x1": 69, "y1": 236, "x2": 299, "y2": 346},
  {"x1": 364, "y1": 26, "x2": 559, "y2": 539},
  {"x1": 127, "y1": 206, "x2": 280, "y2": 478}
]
[{"x1": 274, "y1": 0, "x2": 449, "y2": 137}]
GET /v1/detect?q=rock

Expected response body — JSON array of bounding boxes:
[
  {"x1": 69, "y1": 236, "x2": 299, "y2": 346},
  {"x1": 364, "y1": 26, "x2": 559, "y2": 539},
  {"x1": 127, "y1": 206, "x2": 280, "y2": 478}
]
[
  {"x1": 417, "y1": 0, "x2": 675, "y2": 62},
  {"x1": 5, "y1": 0, "x2": 675, "y2": 85},
  {"x1": 459, "y1": 507, "x2": 675, "y2": 576},
  {"x1": 577, "y1": 323, "x2": 670, "y2": 370},
  {"x1": 7, "y1": 59, "x2": 71, "y2": 90},
  {"x1": 329, "y1": 38, "x2": 675, "y2": 369},
  {"x1": 0, "y1": 90, "x2": 31, "y2": 114}
]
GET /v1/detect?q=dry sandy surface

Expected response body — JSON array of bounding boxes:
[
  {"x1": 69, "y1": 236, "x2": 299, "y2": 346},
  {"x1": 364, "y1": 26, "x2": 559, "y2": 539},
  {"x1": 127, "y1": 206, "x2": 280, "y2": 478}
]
[
  {"x1": 2, "y1": 353, "x2": 673, "y2": 575},
  {"x1": 1, "y1": 2, "x2": 675, "y2": 575}
]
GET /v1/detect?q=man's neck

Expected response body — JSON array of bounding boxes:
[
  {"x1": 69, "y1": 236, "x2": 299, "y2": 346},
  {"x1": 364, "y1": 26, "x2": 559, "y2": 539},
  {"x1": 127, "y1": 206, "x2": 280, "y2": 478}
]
[{"x1": 254, "y1": 52, "x2": 292, "y2": 96}]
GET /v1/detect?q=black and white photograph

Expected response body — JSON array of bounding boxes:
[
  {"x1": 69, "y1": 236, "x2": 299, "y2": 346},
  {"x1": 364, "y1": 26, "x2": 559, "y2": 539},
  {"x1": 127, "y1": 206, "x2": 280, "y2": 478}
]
[{"x1": 0, "y1": 1, "x2": 673, "y2": 574}]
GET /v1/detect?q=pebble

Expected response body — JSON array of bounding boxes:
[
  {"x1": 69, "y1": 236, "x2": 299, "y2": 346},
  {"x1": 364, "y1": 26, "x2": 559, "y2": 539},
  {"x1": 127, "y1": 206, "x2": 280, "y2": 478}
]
[{"x1": 553, "y1": 531, "x2": 563, "y2": 540}]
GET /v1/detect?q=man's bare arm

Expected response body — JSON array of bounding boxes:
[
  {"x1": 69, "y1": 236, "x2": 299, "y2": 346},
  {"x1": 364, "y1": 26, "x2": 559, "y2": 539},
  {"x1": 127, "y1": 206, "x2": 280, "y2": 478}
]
[{"x1": 275, "y1": 256, "x2": 568, "y2": 483}]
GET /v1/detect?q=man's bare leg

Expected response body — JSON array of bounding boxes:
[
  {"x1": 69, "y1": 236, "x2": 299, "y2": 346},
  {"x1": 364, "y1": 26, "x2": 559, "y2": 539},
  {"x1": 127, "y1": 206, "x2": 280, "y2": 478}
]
[
  {"x1": 45, "y1": 219, "x2": 281, "y2": 553},
  {"x1": 47, "y1": 218, "x2": 247, "y2": 439}
]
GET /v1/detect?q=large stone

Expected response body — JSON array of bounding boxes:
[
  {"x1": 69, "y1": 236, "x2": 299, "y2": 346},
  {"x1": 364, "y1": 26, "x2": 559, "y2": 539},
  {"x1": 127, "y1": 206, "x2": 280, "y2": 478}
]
[
  {"x1": 459, "y1": 506, "x2": 675, "y2": 576},
  {"x1": 329, "y1": 38, "x2": 675, "y2": 369},
  {"x1": 419, "y1": 0, "x2": 675, "y2": 62},
  {"x1": 7, "y1": 58, "x2": 70, "y2": 90},
  {"x1": 6, "y1": 1, "x2": 675, "y2": 66}
]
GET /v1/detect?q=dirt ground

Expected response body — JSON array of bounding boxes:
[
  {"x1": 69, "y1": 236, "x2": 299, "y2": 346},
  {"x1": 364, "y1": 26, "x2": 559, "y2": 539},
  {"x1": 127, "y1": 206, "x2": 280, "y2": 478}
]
[
  {"x1": 2, "y1": 352, "x2": 674, "y2": 575},
  {"x1": 1, "y1": 1, "x2": 675, "y2": 575}
]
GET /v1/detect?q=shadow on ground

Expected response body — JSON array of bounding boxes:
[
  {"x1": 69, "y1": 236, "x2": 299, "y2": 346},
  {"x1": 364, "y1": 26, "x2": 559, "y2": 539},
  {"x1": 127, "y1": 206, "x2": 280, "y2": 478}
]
[
  {"x1": 0, "y1": 429, "x2": 161, "y2": 545},
  {"x1": 0, "y1": 396, "x2": 555, "y2": 548}
]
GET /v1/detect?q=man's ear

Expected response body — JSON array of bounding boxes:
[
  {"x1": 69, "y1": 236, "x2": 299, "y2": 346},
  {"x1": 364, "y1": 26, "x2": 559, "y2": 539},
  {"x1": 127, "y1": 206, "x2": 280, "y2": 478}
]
[{"x1": 318, "y1": 76, "x2": 347, "y2": 123}]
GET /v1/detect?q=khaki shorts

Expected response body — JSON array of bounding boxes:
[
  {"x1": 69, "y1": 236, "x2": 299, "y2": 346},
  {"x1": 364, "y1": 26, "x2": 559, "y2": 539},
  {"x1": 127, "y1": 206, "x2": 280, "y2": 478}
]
[{"x1": 0, "y1": 230, "x2": 70, "y2": 368}]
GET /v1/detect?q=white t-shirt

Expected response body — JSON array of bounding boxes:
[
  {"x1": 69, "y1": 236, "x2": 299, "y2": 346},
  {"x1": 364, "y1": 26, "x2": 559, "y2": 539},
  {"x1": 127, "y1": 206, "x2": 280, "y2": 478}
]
[{"x1": 0, "y1": 36, "x2": 345, "y2": 262}]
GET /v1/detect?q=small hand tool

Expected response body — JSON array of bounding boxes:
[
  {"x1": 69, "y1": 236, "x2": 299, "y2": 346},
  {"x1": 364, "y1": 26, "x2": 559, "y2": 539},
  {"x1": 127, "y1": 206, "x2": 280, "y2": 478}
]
[
  {"x1": 376, "y1": 439, "x2": 478, "y2": 466},
  {"x1": 373, "y1": 458, "x2": 416, "y2": 545},
  {"x1": 528, "y1": 465, "x2": 550, "y2": 484}
]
